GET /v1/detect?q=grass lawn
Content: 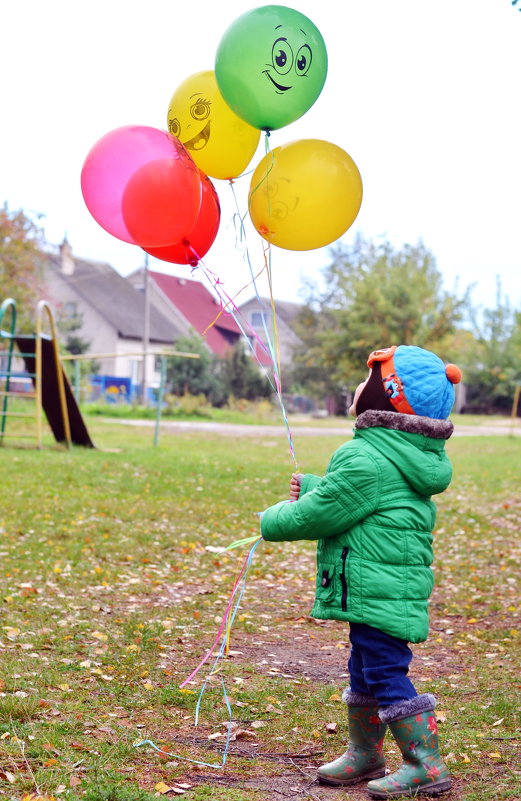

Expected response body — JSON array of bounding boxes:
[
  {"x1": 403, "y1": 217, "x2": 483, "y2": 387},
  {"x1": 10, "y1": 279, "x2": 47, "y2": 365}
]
[{"x1": 0, "y1": 417, "x2": 519, "y2": 801}]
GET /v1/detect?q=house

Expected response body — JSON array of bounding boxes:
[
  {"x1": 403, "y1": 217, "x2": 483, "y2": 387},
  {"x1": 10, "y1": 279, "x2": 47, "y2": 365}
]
[
  {"x1": 126, "y1": 269, "x2": 242, "y2": 356},
  {"x1": 238, "y1": 296, "x2": 303, "y2": 368},
  {"x1": 41, "y1": 240, "x2": 299, "y2": 401},
  {"x1": 42, "y1": 239, "x2": 180, "y2": 395}
]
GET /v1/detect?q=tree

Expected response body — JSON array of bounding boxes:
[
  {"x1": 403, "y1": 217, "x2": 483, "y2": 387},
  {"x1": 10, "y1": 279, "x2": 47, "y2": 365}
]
[
  {"x1": 166, "y1": 334, "x2": 272, "y2": 406},
  {"x1": 293, "y1": 235, "x2": 468, "y2": 396},
  {"x1": 167, "y1": 331, "x2": 213, "y2": 394},
  {"x1": 220, "y1": 340, "x2": 272, "y2": 401},
  {"x1": 463, "y1": 278, "x2": 521, "y2": 413},
  {"x1": 0, "y1": 205, "x2": 45, "y2": 331}
]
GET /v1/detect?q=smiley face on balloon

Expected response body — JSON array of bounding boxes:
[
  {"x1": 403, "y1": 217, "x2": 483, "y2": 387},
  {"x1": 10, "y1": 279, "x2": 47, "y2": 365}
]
[
  {"x1": 248, "y1": 139, "x2": 363, "y2": 251},
  {"x1": 168, "y1": 92, "x2": 212, "y2": 152},
  {"x1": 263, "y1": 23, "x2": 314, "y2": 95},
  {"x1": 215, "y1": 5, "x2": 328, "y2": 131},
  {"x1": 167, "y1": 71, "x2": 260, "y2": 180}
]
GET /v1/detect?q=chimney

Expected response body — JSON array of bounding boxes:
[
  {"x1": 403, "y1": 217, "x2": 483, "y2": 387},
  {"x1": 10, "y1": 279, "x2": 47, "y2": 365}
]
[{"x1": 59, "y1": 236, "x2": 75, "y2": 275}]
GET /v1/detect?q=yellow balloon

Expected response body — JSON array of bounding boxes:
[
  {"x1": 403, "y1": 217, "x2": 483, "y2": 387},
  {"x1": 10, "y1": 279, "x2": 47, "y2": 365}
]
[
  {"x1": 248, "y1": 139, "x2": 363, "y2": 250},
  {"x1": 167, "y1": 70, "x2": 261, "y2": 180}
]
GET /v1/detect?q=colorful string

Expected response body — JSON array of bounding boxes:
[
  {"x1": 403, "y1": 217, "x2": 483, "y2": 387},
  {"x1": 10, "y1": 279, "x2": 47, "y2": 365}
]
[
  {"x1": 137, "y1": 132, "x2": 298, "y2": 768},
  {"x1": 134, "y1": 538, "x2": 261, "y2": 768}
]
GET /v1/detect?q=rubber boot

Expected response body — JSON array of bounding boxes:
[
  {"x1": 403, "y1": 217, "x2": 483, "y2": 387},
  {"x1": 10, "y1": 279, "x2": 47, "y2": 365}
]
[
  {"x1": 317, "y1": 690, "x2": 387, "y2": 786},
  {"x1": 367, "y1": 694, "x2": 452, "y2": 798}
]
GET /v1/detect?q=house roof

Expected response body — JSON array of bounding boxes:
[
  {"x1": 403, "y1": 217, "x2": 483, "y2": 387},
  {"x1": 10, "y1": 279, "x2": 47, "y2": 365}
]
[
  {"x1": 45, "y1": 253, "x2": 178, "y2": 343},
  {"x1": 148, "y1": 271, "x2": 241, "y2": 356}
]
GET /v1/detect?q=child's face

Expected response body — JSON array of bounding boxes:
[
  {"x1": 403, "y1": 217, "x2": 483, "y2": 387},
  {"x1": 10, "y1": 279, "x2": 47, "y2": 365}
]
[{"x1": 349, "y1": 370, "x2": 371, "y2": 417}]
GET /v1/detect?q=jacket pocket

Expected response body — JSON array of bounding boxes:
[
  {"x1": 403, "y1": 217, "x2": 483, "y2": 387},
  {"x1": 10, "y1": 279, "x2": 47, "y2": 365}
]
[
  {"x1": 316, "y1": 563, "x2": 336, "y2": 603},
  {"x1": 340, "y1": 547, "x2": 349, "y2": 612}
]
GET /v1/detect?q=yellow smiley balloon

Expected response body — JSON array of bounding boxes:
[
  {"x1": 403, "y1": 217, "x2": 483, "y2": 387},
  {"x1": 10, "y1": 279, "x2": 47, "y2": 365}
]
[
  {"x1": 167, "y1": 70, "x2": 261, "y2": 180},
  {"x1": 248, "y1": 139, "x2": 363, "y2": 251}
]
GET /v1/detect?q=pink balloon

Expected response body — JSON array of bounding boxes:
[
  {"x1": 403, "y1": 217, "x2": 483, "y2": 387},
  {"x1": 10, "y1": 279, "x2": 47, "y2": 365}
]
[{"x1": 80, "y1": 125, "x2": 200, "y2": 245}]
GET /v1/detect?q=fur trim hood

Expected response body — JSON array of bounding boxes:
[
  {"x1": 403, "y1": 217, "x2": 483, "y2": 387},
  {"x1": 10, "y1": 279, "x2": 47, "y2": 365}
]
[{"x1": 355, "y1": 410, "x2": 454, "y2": 440}]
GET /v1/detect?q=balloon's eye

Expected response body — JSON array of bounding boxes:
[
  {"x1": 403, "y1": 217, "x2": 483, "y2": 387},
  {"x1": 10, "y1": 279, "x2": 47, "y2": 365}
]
[
  {"x1": 168, "y1": 118, "x2": 180, "y2": 137},
  {"x1": 272, "y1": 38, "x2": 293, "y2": 75},
  {"x1": 271, "y1": 201, "x2": 289, "y2": 221},
  {"x1": 191, "y1": 99, "x2": 211, "y2": 121},
  {"x1": 263, "y1": 181, "x2": 279, "y2": 200},
  {"x1": 295, "y1": 44, "x2": 312, "y2": 76}
]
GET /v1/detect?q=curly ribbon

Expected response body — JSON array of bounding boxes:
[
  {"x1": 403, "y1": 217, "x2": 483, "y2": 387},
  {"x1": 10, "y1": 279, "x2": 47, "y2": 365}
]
[
  {"x1": 136, "y1": 133, "x2": 299, "y2": 769},
  {"x1": 134, "y1": 537, "x2": 262, "y2": 768}
]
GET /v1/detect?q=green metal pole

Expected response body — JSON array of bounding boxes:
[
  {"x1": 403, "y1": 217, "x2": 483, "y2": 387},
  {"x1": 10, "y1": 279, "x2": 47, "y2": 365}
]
[
  {"x1": 0, "y1": 299, "x2": 17, "y2": 438},
  {"x1": 153, "y1": 355, "x2": 166, "y2": 447}
]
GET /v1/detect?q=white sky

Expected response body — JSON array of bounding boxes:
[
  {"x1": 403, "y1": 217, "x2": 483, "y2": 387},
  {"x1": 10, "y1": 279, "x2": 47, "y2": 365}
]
[{"x1": 2, "y1": 0, "x2": 520, "y2": 312}]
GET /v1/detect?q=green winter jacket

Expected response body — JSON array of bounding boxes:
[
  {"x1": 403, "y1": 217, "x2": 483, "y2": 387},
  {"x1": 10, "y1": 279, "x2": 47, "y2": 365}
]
[{"x1": 260, "y1": 410, "x2": 454, "y2": 643}]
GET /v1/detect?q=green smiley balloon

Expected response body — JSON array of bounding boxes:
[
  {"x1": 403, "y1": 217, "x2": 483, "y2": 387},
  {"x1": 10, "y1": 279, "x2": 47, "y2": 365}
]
[{"x1": 215, "y1": 4, "x2": 328, "y2": 131}]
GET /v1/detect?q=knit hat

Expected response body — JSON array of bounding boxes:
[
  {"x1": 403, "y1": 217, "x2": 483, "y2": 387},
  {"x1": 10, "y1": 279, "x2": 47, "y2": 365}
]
[{"x1": 363, "y1": 345, "x2": 462, "y2": 420}]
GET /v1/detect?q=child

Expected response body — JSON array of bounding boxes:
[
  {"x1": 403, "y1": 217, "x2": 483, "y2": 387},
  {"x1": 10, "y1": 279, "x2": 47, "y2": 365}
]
[{"x1": 260, "y1": 345, "x2": 462, "y2": 798}]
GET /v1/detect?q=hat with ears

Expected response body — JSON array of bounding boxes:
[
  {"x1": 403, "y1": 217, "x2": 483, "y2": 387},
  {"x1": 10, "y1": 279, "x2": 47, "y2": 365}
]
[{"x1": 366, "y1": 345, "x2": 462, "y2": 420}]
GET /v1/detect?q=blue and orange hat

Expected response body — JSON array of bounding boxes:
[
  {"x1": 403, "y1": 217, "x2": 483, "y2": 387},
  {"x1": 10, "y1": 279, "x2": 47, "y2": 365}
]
[{"x1": 367, "y1": 345, "x2": 462, "y2": 420}]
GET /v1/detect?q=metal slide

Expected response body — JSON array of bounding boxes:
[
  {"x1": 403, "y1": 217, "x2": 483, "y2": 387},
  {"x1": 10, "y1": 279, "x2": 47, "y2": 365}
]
[{"x1": 15, "y1": 334, "x2": 95, "y2": 447}]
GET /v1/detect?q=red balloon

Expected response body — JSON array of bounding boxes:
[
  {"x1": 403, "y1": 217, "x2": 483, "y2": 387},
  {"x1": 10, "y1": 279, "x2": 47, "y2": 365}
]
[
  {"x1": 121, "y1": 140, "x2": 202, "y2": 248},
  {"x1": 144, "y1": 172, "x2": 221, "y2": 266}
]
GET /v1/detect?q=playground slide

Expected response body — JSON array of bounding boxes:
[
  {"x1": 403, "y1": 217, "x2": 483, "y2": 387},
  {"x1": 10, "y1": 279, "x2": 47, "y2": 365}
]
[{"x1": 15, "y1": 335, "x2": 95, "y2": 447}]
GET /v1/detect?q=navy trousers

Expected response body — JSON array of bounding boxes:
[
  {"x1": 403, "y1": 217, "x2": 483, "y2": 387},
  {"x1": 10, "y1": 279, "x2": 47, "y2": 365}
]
[{"x1": 348, "y1": 622, "x2": 418, "y2": 707}]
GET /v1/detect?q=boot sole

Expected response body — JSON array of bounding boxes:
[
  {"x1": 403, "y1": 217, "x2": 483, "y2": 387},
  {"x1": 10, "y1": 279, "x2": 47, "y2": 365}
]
[
  {"x1": 367, "y1": 779, "x2": 452, "y2": 798},
  {"x1": 318, "y1": 768, "x2": 386, "y2": 786}
]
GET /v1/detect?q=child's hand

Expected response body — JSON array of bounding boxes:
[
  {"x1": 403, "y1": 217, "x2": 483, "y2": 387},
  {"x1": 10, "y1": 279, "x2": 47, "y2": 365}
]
[{"x1": 290, "y1": 472, "x2": 304, "y2": 501}]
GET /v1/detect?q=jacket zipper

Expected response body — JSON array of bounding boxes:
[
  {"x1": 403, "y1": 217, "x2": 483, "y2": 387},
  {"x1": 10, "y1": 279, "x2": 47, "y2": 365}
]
[{"x1": 340, "y1": 547, "x2": 349, "y2": 612}]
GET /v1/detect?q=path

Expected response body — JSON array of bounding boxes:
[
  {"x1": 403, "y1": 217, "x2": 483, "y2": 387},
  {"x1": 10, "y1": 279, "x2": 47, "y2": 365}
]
[{"x1": 102, "y1": 417, "x2": 521, "y2": 437}]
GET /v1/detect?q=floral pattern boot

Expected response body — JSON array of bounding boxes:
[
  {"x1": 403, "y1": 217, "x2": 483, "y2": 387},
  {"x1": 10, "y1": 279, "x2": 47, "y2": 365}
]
[
  {"x1": 367, "y1": 694, "x2": 452, "y2": 798},
  {"x1": 317, "y1": 691, "x2": 387, "y2": 786}
]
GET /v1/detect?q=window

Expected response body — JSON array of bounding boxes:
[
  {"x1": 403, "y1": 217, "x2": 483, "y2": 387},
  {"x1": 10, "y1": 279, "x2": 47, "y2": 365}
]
[{"x1": 251, "y1": 311, "x2": 268, "y2": 328}]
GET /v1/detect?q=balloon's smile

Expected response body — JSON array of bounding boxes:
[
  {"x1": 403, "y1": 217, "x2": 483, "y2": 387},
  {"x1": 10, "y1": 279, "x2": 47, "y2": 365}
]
[
  {"x1": 183, "y1": 121, "x2": 211, "y2": 151},
  {"x1": 263, "y1": 70, "x2": 292, "y2": 93}
]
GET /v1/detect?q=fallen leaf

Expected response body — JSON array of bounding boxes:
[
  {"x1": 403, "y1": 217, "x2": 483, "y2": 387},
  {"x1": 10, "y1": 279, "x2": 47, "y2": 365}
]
[
  {"x1": 21, "y1": 796, "x2": 58, "y2": 801},
  {"x1": 154, "y1": 781, "x2": 172, "y2": 794},
  {"x1": 234, "y1": 728, "x2": 257, "y2": 740},
  {"x1": 491, "y1": 718, "x2": 504, "y2": 727},
  {"x1": 0, "y1": 769, "x2": 16, "y2": 783},
  {"x1": 488, "y1": 752, "x2": 502, "y2": 759}
]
